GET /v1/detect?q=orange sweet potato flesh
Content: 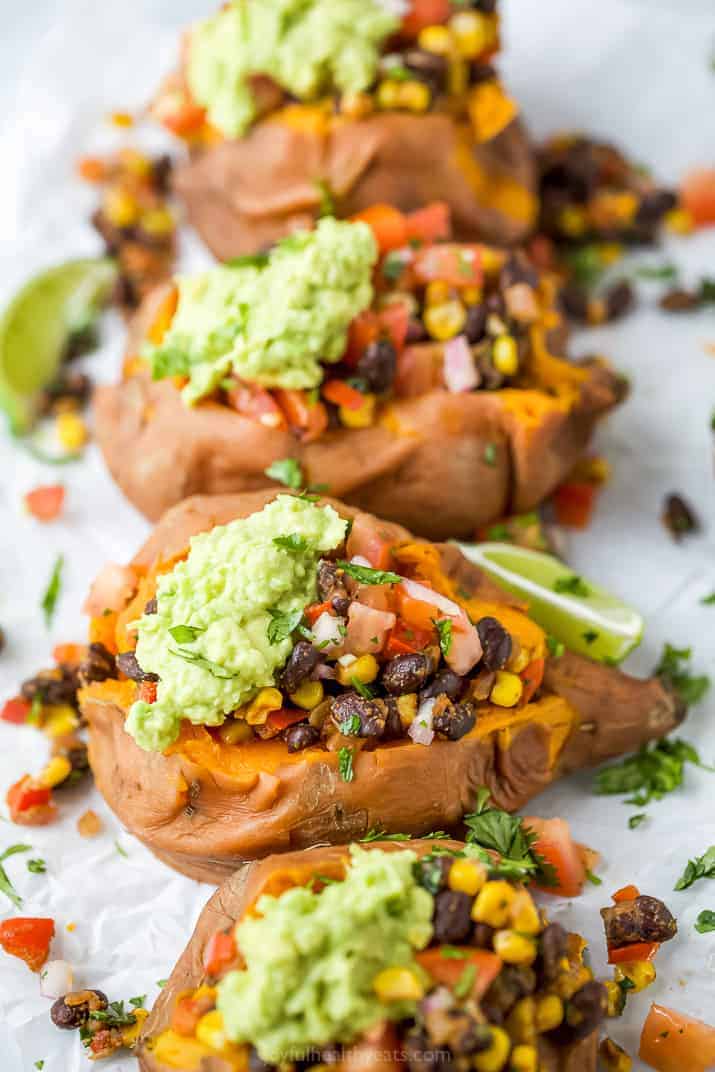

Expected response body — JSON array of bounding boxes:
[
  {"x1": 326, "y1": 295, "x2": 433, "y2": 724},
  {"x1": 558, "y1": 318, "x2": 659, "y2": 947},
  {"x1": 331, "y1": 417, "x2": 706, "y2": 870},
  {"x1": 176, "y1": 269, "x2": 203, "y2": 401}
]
[
  {"x1": 80, "y1": 491, "x2": 685, "y2": 884},
  {"x1": 173, "y1": 112, "x2": 537, "y2": 262},
  {"x1": 94, "y1": 286, "x2": 623, "y2": 537},
  {"x1": 136, "y1": 840, "x2": 599, "y2": 1072}
]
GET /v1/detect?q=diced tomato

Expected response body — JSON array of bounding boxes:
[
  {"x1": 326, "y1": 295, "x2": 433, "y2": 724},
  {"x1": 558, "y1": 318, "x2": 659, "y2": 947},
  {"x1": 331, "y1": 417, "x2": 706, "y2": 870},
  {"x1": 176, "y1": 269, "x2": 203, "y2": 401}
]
[
  {"x1": 138, "y1": 680, "x2": 158, "y2": 704},
  {"x1": 6, "y1": 776, "x2": 57, "y2": 826},
  {"x1": 305, "y1": 601, "x2": 332, "y2": 626},
  {"x1": 640, "y1": 1004, "x2": 715, "y2": 1072},
  {"x1": 613, "y1": 884, "x2": 640, "y2": 904},
  {"x1": 345, "y1": 601, "x2": 396, "y2": 655},
  {"x1": 384, "y1": 620, "x2": 434, "y2": 659},
  {"x1": 520, "y1": 657, "x2": 545, "y2": 705},
  {"x1": 77, "y1": 156, "x2": 108, "y2": 183},
  {"x1": 378, "y1": 301, "x2": 410, "y2": 354},
  {"x1": 681, "y1": 168, "x2": 715, "y2": 228},
  {"x1": 608, "y1": 941, "x2": 660, "y2": 965},
  {"x1": 405, "y1": 202, "x2": 452, "y2": 244},
  {"x1": 0, "y1": 917, "x2": 55, "y2": 972},
  {"x1": 397, "y1": 588, "x2": 441, "y2": 633},
  {"x1": 203, "y1": 929, "x2": 238, "y2": 977},
  {"x1": 553, "y1": 482, "x2": 597, "y2": 529},
  {"x1": 345, "y1": 310, "x2": 380, "y2": 367},
  {"x1": 416, "y1": 947, "x2": 502, "y2": 999},
  {"x1": 401, "y1": 0, "x2": 452, "y2": 36},
  {"x1": 322, "y1": 379, "x2": 366, "y2": 411},
  {"x1": 24, "y1": 484, "x2": 65, "y2": 522},
  {"x1": 52, "y1": 643, "x2": 87, "y2": 666},
  {"x1": 273, "y1": 388, "x2": 329, "y2": 442},
  {"x1": 228, "y1": 383, "x2": 287, "y2": 431},
  {"x1": 352, "y1": 203, "x2": 408, "y2": 253},
  {"x1": 346, "y1": 515, "x2": 399, "y2": 570},
  {"x1": 161, "y1": 101, "x2": 207, "y2": 137},
  {"x1": 523, "y1": 816, "x2": 586, "y2": 898},
  {"x1": 265, "y1": 709, "x2": 309, "y2": 733},
  {"x1": 1, "y1": 698, "x2": 31, "y2": 725},
  {"x1": 413, "y1": 243, "x2": 483, "y2": 288}
]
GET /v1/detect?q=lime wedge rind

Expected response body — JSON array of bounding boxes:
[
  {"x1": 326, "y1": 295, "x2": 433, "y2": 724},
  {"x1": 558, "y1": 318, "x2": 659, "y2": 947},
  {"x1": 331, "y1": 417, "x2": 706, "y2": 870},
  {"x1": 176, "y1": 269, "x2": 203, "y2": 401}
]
[{"x1": 456, "y1": 541, "x2": 643, "y2": 663}]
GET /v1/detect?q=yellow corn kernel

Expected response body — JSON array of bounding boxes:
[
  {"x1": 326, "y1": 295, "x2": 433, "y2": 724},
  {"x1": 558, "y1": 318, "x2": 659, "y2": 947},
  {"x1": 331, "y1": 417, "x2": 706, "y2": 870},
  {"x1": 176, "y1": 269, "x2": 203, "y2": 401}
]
[
  {"x1": 43, "y1": 705, "x2": 79, "y2": 738},
  {"x1": 244, "y1": 687, "x2": 284, "y2": 726},
  {"x1": 506, "y1": 642, "x2": 530, "y2": 675},
  {"x1": 664, "y1": 207, "x2": 693, "y2": 235},
  {"x1": 339, "y1": 394, "x2": 376, "y2": 429},
  {"x1": 121, "y1": 1007, "x2": 148, "y2": 1046},
  {"x1": 119, "y1": 147, "x2": 151, "y2": 176},
  {"x1": 509, "y1": 1044, "x2": 538, "y2": 1072},
  {"x1": 558, "y1": 205, "x2": 587, "y2": 237},
  {"x1": 448, "y1": 857, "x2": 487, "y2": 896},
  {"x1": 103, "y1": 186, "x2": 139, "y2": 228},
  {"x1": 37, "y1": 755, "x2": 72, "y2": 789},
  {"x1": 510, "y1": 890, "x2": 541, "y2": 936},
  {"x1": 417, "y1": 24, "x2": 453, "y2": 55},
  {"x1": 492, "y1": 335, "x2": 519, "y2": 376},
  {"x1": 340, "y1": 91, "x2": 374, "y2": 120},
  {"x1": 493, "y1": 930, "x2": 537, "y2": 967},
  {"x1": 396, "y1": 693, "x2": 417, "y2": 727},
  {"x1": 481, "y1": 247, "x2": 506, "y2": 275},
  {"x1": 338, "y1": 653, "x2": 379, "y2": 687},
  {"x1": 599, "y1": 1037, "x2": 633, "y2": 1072},
  {"x1": 398, "y1": 80, "x2": 431, "y2": 113},
  {"x1": 57, "y1": 412, "x2": 88, "y2": 452},
  {"x1": 598, "y1": 242, "x2": 623, "y2": 266},
  {"x1": 195, "y1": 1009, "x2": 228, "y2": 1051},
  {"x1": 462, "y1": 285, "x2": 483, "y2": 305},
  {"x1": 506, "y1": 997, "x2": 536, "y2": 1045},
  {"x1": 449, "y1": 11, "x2": 490, "y2": 58},
  {"x1": 604, "y1": 979, "x2": 626, "y2": 1018},
  {"x1": 110, "y1": 110, "x2": 134, "y2": 128},
  {"x1": 490, "y1": 671, "x2": 523, "y2": 708},
  {"x1": 290, "y1": 680, "x2": 325, "y2": 710},
  {"x1": 425, "y1": 280, "x2": 452, "y2": 306},
  {"x1": 553, "y1": 963, "x2": 591, "y2": 1001},
  {"x1": 447, "y1": 55, "x2": 468, "y2": 97},
  {"x1": 140, "y1": 207, "x2": 175, "y2": 236},
  {"x1": 472, "y1": 880, "x2": 517, "y2": 928},
  {"x1": 423, "y1": 300, "x2": 467, "y2": 341},
  {"x1": 376, "y1": 79, "x2": 402, "y2": 110},
  {"x1": 615, "y1": 961, "x2": 656, "y2": 993},
  {"x1": 373, "y1": 967, "x2": 424, "y2": 1003},
  {"x1": 586, "y1": 297, "x2": 607, "y2": 325},
  {"x1": 218, "y1": 719, "x2": 254, "y2": 745},
  {"x1": 535, "y1": 994, "x2": 564, "y2": 1033},
  {"x1": 473, "y1": 1026, "x2": 511, "y2": 1072}
]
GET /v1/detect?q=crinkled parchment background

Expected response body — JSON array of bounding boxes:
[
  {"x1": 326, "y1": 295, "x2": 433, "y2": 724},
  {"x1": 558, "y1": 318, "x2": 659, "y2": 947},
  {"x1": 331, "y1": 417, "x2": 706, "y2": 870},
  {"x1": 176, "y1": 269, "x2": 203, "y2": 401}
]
[{"x1": 0, "y1": 1, "x2": 714, "y2": 1068}]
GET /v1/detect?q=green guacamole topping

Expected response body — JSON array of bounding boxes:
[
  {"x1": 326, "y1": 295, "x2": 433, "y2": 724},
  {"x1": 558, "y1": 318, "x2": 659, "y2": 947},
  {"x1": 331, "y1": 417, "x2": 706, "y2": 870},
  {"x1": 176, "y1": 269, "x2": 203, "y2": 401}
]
[
  {"x1": 187, "y1": 0, "x2": 399, "y2": 138},
  {"x1": 149, "y1": 218, "x2": 377, "y2": 404},
  {"x1": 125, "y1": 496, "x2": 347, "y2": 752},
  {"x1": 217, "y1": 846, "x2": 434, "y2": 1061}
]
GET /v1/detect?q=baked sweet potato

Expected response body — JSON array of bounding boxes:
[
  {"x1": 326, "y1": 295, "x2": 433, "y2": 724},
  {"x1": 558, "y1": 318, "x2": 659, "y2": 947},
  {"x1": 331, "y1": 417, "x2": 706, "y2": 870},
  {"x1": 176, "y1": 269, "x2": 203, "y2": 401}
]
[
  {"x1": 80, "y1": 490, "x2": 684, "y2": 884},
  {"x1": 136, "y1": 839, "x2": 604, "y2": 1072}
]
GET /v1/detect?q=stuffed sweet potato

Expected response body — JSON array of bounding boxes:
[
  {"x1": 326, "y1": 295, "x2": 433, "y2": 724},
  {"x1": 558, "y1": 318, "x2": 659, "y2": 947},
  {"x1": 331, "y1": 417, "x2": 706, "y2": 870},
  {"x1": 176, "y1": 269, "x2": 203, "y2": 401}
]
[
  {"x1": 95, "y1": 208, "x2": 624, "y2": 537},
  {"x1": 79, "y1": 490, "x2": 684, "y2": 883},
  {"x1": 135, "y1": 839, "x2": 606, "y2": 1072},
  {"x1": 155, "y1": 0, "x2": 537, "y2": 258}
]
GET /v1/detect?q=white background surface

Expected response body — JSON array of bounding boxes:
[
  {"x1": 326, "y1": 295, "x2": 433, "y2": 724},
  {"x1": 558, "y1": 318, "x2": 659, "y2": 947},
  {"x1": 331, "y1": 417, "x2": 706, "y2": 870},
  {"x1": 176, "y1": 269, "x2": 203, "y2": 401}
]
[{"x1": 0, "y1": 1, "x2": 714, "y2": 1069}]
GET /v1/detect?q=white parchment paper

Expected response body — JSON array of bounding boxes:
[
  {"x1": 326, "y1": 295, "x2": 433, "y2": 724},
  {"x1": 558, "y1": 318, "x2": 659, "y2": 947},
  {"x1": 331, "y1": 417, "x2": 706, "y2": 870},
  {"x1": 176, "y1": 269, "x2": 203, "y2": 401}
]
[{"x1": 1, "y1": 2, "x2": 714, "y2": 1068}]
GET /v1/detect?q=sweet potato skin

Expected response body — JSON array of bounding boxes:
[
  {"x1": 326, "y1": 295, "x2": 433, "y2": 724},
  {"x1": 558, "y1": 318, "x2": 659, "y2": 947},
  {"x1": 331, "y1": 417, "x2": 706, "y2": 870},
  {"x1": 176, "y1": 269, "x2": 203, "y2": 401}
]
[
  {"x1": 82, "y1": 492, "x2": 684, "y2": 884},
  {"x1": 95, "y1": 288, "x2": 622, "y2": 537},
  {"x1": 136, "y1": 841, "x2": 598, "y2": 1072},
  {"x1": 173, "y1": 113, "x2": 537, "y2": 261}
]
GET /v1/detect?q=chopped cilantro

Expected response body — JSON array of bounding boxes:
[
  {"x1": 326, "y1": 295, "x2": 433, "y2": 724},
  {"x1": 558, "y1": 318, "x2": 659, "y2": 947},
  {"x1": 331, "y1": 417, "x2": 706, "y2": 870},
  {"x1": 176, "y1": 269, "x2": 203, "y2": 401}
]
[
  {"x1": 314, "y1": 179, "x2": 335, "y2": 218},
  {"x1": 553, "y1": 573, "x2": 590, "y2": 597},
  {"x1": 585, "y1": 869, "x2": 602, "y2": 886},
  {"x1": 264, "y1": 457, "x2": 303, "y2": 489},
  {"x1": 486, "y1": 523, "x2": 511, "y2": 541},
  {"x1": 582, "y1": 629, "x2": 599, "y2": 645},
  {"x1": 129, "y1": 995, "x2": 146, "y2": 1009},
  {"x1": 628, "y1": 813, "x2": 647, "y2": 830},
  {"x1": 546, "y1": 635, "x2": 565, "y2": 658},
  {"x1": 339, "y1": 713, "x2": 362, "y2": 736},
  {"x1": 266, "y1": 607, "x2": 303, "y2": 645},
  {"x1": 157, "y1": 978, "x2": 169, "y2": 988},
  {"x1": 337, "y1": 561, "x2": 401, "y2": 585},
  {"x1": 41, "y1": 554, "x2": 64, "y2": 626},
  {"x1": 169, "y1": 648, "x2": 236, "y2": 678},
  {"x1": 115, "y1": 841, "x2": 128, "y2": 858},
  {"x1": 596, "y1": 737, "x2": 711, "y2": 809},
  {"x1": 0, "y1": 843, "x2": 31, "y2": 908},
  {"x1": 439, "y1": 946, "x2": 467, "y2": 959},
  {"x1": 226, "y1": 252, "x2": 270, "y2": 269},
  {"x1": 655, "y1": 643, "x2": 710, "y2": 705},
  {"x1": 382, "y1": 251, "x2": 406, "y2": 281},
  {"x1": 338, "y1": 746, "x2": 354, "y2": 782},
  {"x1": 463, "y1": 789, "x2": 557, "y2": 886},
  {"x1": 168, "y1": 624, "x2": 205, "y2": 644},
  {"x1": 483, "y1": 443, "x2": 497, "y2": 467},
  {"x1": 433, "y1": 618, "x2": 452, "y2": 657},
  {"x1": 565, "y1": 245, "x2": 605, "y2": 288},
  {"x1": 89, "y1": 999, "x2": 137, "y2": 1030},
  {"x1": 674, "y1": 846, "x2": 715, "y2": 891},
  {"x1": 700, "y1": 592, "x2": 715, "y2": 605},
  {"x1": 351, "y1": 677, "x2": 376, "y2": 701},
  {"x1": 695, "y1": 910, "x2": 715, "y2": 933},
  {"x1": 27, "y1": 858, "x2": 46, "y2": 874},
  {"x1": 273, "y1": 534, "x2": 308, "y2": 553},
  {"x1": 360, "y1": 828, "x2": 412, "y2": 843},
  {"x1": 453, "y1": 963, "x2": 477, "y2": 999},
  {"x1": 635, "y1": 263, "x2": 678, "y2": 281}
]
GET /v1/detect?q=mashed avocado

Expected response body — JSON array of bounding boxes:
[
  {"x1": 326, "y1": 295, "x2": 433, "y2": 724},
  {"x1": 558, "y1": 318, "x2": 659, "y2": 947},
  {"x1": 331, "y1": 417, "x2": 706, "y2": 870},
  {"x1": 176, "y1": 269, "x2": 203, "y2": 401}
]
[
  {"x1": 187, "y1": 0, "x2": 398, "y2": 138},
  {"x1": 217, "y1": 846, "x2": 434, "y2": 1061},
  {"x1": 149, "y1": 218, "x2": 377, "y2": 405},
  {"x1": 126, "y1": 496, "x2": 347, "y2": 752}
]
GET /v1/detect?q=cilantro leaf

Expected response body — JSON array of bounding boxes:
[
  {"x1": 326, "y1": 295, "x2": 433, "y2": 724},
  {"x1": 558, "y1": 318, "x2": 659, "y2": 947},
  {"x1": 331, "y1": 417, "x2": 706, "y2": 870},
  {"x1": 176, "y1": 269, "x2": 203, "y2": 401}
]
[
  {"x1": 89, "y1": 999, "x2": 137, "y2": 1029},
  {"x1": 674, "y1": 846, "x2": 715, "y2": 891},
  {"x1": 340, "y1": 713, "x2": 363, "y2": 736},
  {"x1": 351, "y1": 677, "x2": 376, "y2": 701},
  {"x1": 546, "y1": 635, "x2": 565, "y2": 658},
  {"x1": 453, "y1": 963, "x2": 476, "y2": 999},
  {"x1": 337, "y1": 560, "x2": 401, "y2": 585},
  {"x1": 129, "y1": 995, "x2": 146, "y2": 1009},
  {"x1": 582, "y1": 629, "x2": 599, "y2": 645},
  {"x1": 226, "y1": 252, "x2": 270, "y2": 269},
  {"x1": 595, "y1": 737, "x2": 710, "y2": 808},
  {"x1": 168, "y1": 624, "x2": 205, "y2": 644},
  {"x1": 315, "y1": 179, "x2": 335, "y2": 218},
  {"x1": 553, "y1": 574, "x2": 590, "y2": 597},
  {"x1": 266, "y1": 606, "x2": 303, "y2": 645},
  {"x1": 169, "y1": 648, "x2": 237, "y2": 678},
  {"x1": 0, "y1": 844, "x2": 32, "y2": 908},
  {"x1": 115, "y1": 841, "x2": 128, "y2": 858},
  {"x1": 27, "y1": 858, "x2": 46, "y2": 874},
  {"x1": 628, "y1": 813, "x2": 647, "y2": 830},
  {"x1": 41, "y1": 554, "x2": 64, "y2": 627},
  {"x1": 463, "y1": 789, "x2": 557, "y2": 886},
  {"x1": 585, "y1": 869, "x2": 602, "y2": 886},
  {"x1": 635, "y1": 263, "x2": 678, "y2": 281},
  {"x1": 273, "y1": 534, "x2": 308, "y2": 553},
  {"x1": 264, "y1": 457, "x2": 303, "y2": 489},
  {"x1": 483, "y1": 443, "x2": 497, "y2": 467},
  {"x1": 700, "y1": 592, "x2": 715, "y2": 605},
  {"x1": 382, "y1": 251, "x2": 407, "y2": 281},
  {"x1": 433, "y1": 618, "x2": 452, "y2": 657},
  {"x1": 150, "y1": 344, "x2": 191, "y2": 380},
  {"x1": 655, "y1": 643, "x2": 710, "y2": 706},
  {"x1": 360, "y1": 828, "x2": 412, "y2": 843},
  {"x1": 35, "y1": 1063, "x2": 45, "y2": 1070},
  {"x1": 338, "y1": 746, "x2": 354, "y2": 782},
  {"x1": 695, "y1": 910, "x2": 715, "y2": 934}
]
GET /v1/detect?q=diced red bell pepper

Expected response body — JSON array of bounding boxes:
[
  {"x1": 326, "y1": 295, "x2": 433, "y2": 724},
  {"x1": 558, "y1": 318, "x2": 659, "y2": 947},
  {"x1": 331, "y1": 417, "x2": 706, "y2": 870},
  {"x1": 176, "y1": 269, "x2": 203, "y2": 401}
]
[
  {"x1": 416, "y1": 947, "x2": 502, "y2": 999},
  {"x1": 384, "y1": 620, "x2": 434, "y2": 659},
  {"x1": 1, "y1": 698, "x2": 31, "y2": 725},
  {"x1": 613, "y1": 884, "x2": 640, "y2": 904},
  {"x1": 138, "y1": 680, "x2": 158, "y2": 704},
  {"x1": 0, "y1": 917, "x2": 55, "y2": 972},
  {"x1": 681, "y1": 168, "x2": 715, "y2": 228},
  {"x1": 553, "y1": 482, "x2": 597, "y2": 529},
  {"x1": 352, "y1": 204, "x2": 408, "y2": 253},
  {"x1": 405, "y1": 202, "x2": 451, "y2": 244},
  {"x1": 305, "y1": 601, "x2": 333, "y2": 626},
  {"x1": 413, "y1": 244, "x2": 484, "y2": 288},
  {"x1": 203, "y1": 929, "x2": 238, "y2": 977},
  {"x1": 265, "y1": 709, "x2": 309, "y2": 733},
  {"x1": 24, "y1": 485, "x2": 65, "y2": 522},
  {"x1": 608, "y1": 941, "x2": 660, "y2": 965},
  {"x1": 273, "y1": 388, "x2": 329, "y2": 442},
  {"x1": 401, "y1": 0, "x2": 452, "y2": 36},
  {"x1": 6, "y1": 776, "x2": 57, "y2": 826},
  {"x1": 227, "y1": 383, "x2": 287, "y2": 430},
  {"x1": 520, "y1": 657, "x2": 545, "y2": 705},
  {"x1": 322, "y1": 379, "x2": 366, "y2": 412}
]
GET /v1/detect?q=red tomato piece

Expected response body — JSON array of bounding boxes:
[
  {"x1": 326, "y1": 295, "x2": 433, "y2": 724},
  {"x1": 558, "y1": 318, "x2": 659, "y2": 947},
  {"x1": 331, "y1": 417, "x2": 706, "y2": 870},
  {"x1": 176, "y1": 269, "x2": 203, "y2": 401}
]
[
  {"x1": 402, "y1": 0, "x2": 452, "y2": 36},
  {"x1": 1, "y1": 698, "x2": 31, "y2": 725},
  {"x1": 52, "y1": 643, "x2": 87, "y2": 666},
  {"x1": 162, "y1": 101, "x2": 206, "y2": 137},
  {"x1": 305, "y1": 601, "x2": 333, "y2": 626},
  {"x1": 396, "y1": 589, "x2": 440, "y2": 634},
  {"x1": 681, "y1": 168, "x2": 715, "y2": 228},
  {"x1": 405, "y1": 202, "x2": 452, "y2": 244},
  {"x1": 138, "y1": 680, "x2": 158, "y2": 704},
  {"x1": 613, "y1": 884, "x2": 640, "y2": 903},
  {"x1": 228, "y1": 383, "x2": 287, "y2": 430},
  {"x1": 608, "y1": 941, "x2": 659, "y2": 965},
  {"x1": 321, "y1": 379, "x2": 366, "y2": 412},
  {"x1": 265, "y1": 709, "x2": 309, "y2": 733},
  {"x1": 24, "y1": 485, "x2": 65, "y2": 522},
  {"x1": 413, "y1": 244, "x2": 484, "y2": 287},
  {"x1": 416, "y1": 947, "x2": 502, "y2": 999},
  {"x1": 639, "y1": 1003, "x2": 715, "y2": 1072},
  {"x1": 520, "y1": 657, "x2": 545, "y2": 705},
  {"x1": 203, "y1": 929, "x2": 238, "y2": 977},
  {"x1": 0, "y1": 917, "x2": 55, "y2": 972},
  {"x1": 6, "y1": 776, "x2": 57, "y2": 826},
  {"x1": 345, "y1": 514, "x2": 399, "y2": 570},
  {"x1": 553, "y1": 482, "x2": 597, "y2": 529},
  {"x1": 378, "y1": 301, "x2": 410, "y2": 354},
  {"x1": 384, "y1": 620, "x2": 434, "y2": 659},
  {"x1": 352, "y1": 203, "x2": 408, "y2": 253},
  {"x1": 523, "y1": 816, "x2": 586, "y2": 898},
  {"x1": 345, "y1": 310, "x2": 380, "y2": 367}
]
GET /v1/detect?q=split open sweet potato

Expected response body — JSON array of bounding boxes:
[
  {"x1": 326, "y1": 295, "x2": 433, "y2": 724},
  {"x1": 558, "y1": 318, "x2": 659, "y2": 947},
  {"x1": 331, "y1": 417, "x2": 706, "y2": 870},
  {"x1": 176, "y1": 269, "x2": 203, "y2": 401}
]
[{"x1": 80, "y1": 491, "x2": 684, "y2": 884}]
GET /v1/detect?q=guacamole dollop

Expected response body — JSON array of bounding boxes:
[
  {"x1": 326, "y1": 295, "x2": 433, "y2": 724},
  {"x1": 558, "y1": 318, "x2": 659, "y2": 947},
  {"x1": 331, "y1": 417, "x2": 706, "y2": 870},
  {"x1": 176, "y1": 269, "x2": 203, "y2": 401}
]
[
  {"x1": 125, "y1": 496, "x2": 347, "y2": 752},
  {"x1": 217, "y1": 846, "x2": 434, "y2": 1061},
  {"x1": 187, "y1": 0, "x2": 398, "y2": 138},
  {"x1": 149, "y1": 218, "x2": 377, "y2": 405}
]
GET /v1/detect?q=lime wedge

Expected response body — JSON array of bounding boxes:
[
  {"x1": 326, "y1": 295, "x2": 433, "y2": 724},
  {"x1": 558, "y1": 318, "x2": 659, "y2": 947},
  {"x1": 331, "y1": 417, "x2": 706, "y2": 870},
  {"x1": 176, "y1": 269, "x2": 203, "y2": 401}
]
[
  {"x1": 456, "y1": 542, "x2": 643, "y2": 663},
  {"x1": 0, "y1": 258, "x2": 116, "y2": 432}
]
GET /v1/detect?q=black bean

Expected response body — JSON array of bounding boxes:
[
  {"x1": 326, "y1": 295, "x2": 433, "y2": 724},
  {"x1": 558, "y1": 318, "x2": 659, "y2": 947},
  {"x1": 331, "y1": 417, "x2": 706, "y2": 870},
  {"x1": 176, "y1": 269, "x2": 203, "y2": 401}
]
[
  {"x1": 471, "y1": 0, "x2": 497, "y2": 12},
  {"x1": 330, "y1": 594, "x2": 351, "y2": 616},
  {"x1": 379, "y1": 697, "x2": 404, "y2": 740},
  {"x1": 406, "y1": 317, "x2": 429, "y2": 343},
  {"x1": 556, "y1": 981, "x2": 608, "y2": 1043},
  {"x1": 659, "y1": 287, "x2": 701, "y2": 313},
  {"x1": 500, "y1": 253, "x2": 539, "y2": 291},
  {"x1": 151, "y1": 154, "x2": 173, "y2": 196},
  {"x1": 433, "y1": 700, "x2": 476, "y2": 741},
  {"x1": 382, "y1": 653, "x2": 433, "y2": 696},
  {"x1": 601, "y1": 894, "x2": 677, "y2": 948},
  {"x1": 316, "y1": 560, "x2": 348, "y2": 605},
  {"x1": 481, "y1": 966, "x2": 536, "y2": 1024},
  {"x1": 485, "y1": 291, "x2": 506, "y2": 318},
  {"x1": 472, "y1": 923, "x2": 495, "y2": 949},
  {"x1": 404, "y1": 48, "x2": 448, "y2": 90},
  {"x1": 413, "y1": 854, "x2": 452, "y2": 894},
  {"x1": 79, "y1": 643, "x2": 117, "y2": 685},
  {"x1": 539, "y1": 922, "x2": 568, "y2": 982},
  {"x1": 636, "y1": 189, "x2": 677, "y2": 225},
  {"x1": 38, "y1": 370, "x2": 93, "y2": 415},
  {"x1": 284, "y1": 723, "x2": 321, "y2": 753},
  {"x1": 116, "y1": 651, "x2": 158, "y2": 683},
  {"x1": 21, "y1": 666, "x2": 79, "y2": 707},
  {"x1": 560, "y1": 283, "x2": 590, "y2": 322},
  {"x1": 662, "y1": 492, "x2": 699, "y2": 540},
  {"x1": 51, "y1": 989, "x2": 108, "y2": 1030},
  {"x1": 468, "y1": 61, "x2": 496, "y2": 84},
  {"x1": 605, "y1": 279, "x2": 635, "y2": 321},
  {"x1": 476, "y1": 617, "x2": 512, "y2": 670},
  {"x1": 144, "y1": 597, "x2": 158, "y2": 615},
  {"x1": 356, "y1": 339, "x2": 397, "y2": 394},
  {"x1": 464, "y1": 303, "x2": 488, "y2": 344},
  {"x1": 433, "y1": 889, "x2": 473, "y2": 944},
  {"x1": 330, "y1": 692, "x2": 385, "y2": 738},
  {"x1": 279, "y1": 641, "x2": 320, "y2": 694},
  {"x1": 403, "y1": 1026, "x2": 444, "y2": 1072},
  {"x1": 420, "y1": 668, "x2": 465, "y2": 703}
]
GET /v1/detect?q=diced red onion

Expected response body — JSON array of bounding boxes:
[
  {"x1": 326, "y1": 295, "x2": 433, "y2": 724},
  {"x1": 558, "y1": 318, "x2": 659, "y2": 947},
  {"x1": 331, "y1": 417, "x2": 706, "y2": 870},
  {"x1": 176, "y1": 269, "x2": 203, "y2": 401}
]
[
  {"x1": 312, "y1": 612, "x2": 345, "y2": 654},
  {"x1": 408, "y1": 697, "x2": 436, "y2": 746},
  {"x1": 350, "y1": 554, "x2": 373, "y2": 569},
  {"x1": 345, "y1": 601, "x2": 396, "y2": 655},
  {"x1": 445, "y1": 617, "x2": 483, "y2": 675},
  {"x1": 338, "y1": 652, "x2": 357, "y2": 667},
  {"x1": 443, "y1": 334, "x2": 479, "y2": 393},
  {"x1": 400, "y1": 577, "x2": 461, "y2": 618},
  {"x1": 40, "y1": 959, "x2": 74, "y2": 998}
]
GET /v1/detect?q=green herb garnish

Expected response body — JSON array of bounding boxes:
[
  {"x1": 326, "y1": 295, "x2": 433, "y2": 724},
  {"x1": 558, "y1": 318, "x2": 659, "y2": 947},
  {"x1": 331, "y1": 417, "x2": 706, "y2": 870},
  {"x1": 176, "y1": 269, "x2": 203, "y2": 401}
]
[
  {"x1": 89, "y1": 999, "x2": 137, "y2": 1030},
  {"x1": 264, "y1": 457, "x2": 303, "y2": 489},
  {"x1": 439, "y1": 946, "x2": 467, "y2": 959},
  {"x1": 35, "y1": 1062, "x2": 45, "y2": 1070},
  {"x1": 27, "y1": 858, "x2": 46, "y2": 874},
  {"x1": 273, "y1": 534, "x2": 309, "y2": 553},
  {"x1": 483, "y1": 443, "x2": 497, "y2": 467},
  {"x1": 227, "y1": 252, "x2": 270, "y2": 269},
  {"x1": 595, "y1": 738, "x2": 710, "y2": 808},
  {"x1": 338, "y1": 746, "x2": 354, "y2": 782},
  {"x1": 382, "y1": 251, "x2": 406, "y2": 281},
  {"x1": 582, "y1": 629, "x2": 599, "y2": 645},
  {"x1": 433, "y1": 618, "x2": 453, "y2": 657},
  {"x1": 695, "y1": 910, "x2": 715, "y2": 933},
  {"x1": 129, "y1": 995, "x2": 146, "y2": 1009},
  {"x1": 453, "y1": 963, "x2": 477, "y2": 999},
  {"x1": 553, "y1": 574, "x2": 590, "y2": 597},
  {"x1": 360, "y1": 828, "x2": 412, "y2": 843},
  {"x1": 41, "y1": 554, "x2": 64, "y2": 626},
  {"x1": 0, "y1": 844, "x2": 31, "y2": 907},
  {"x1": 546, "y1": 635, "x2": 565, "y2": 658},
  {"x1": 266, "y1": 607, "x2": 303, "y2": 645},
  {"x1": 314, "y1": 180, "x2": 335, "y2": 218},
  {"x1": 675, "y1": 846, "x2": 715, "y2": 891},
  {"x1": 700, "y1": 592, "x2": 715, "y2": 605},
  {"x1": 635, "y1": 263, "x2": 678, "y2": 281},
  {"x1": 169, "y1": 648, "x2": 237, "y2": 678},
  {"x1": 115, "y1": 841, "x2": 128, "y2": 858},
  {"x1": 340, "y1": 713, "x2": 362, "y2": 736},
  {"x1": 337, "y1": 561, "x2": 401, "y2": 585},
  {"x1": 157, "y1": 978, "x2": 169, "y2": 988},
  {"x1": 585, "y1": 869, "x2": 602, "y2": 886},
  {"x1": 351, "y1": 677, "x2": 376, "y2": 701},
  {"x1": 463, "y1": 789, "x2": 557, "y2": 886},
  {"x1": 656, "y1": 643, "x2": 710, "y2": 705},
  {"x1": 168, "y1": 624, "x2": 205, "y2": 644},
  {"x1": 628, "y1": 813, "x2": 647, "y2": 830}
]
